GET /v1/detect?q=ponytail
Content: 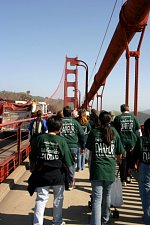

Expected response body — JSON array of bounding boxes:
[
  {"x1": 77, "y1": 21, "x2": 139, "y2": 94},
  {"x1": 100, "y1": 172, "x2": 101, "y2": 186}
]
[{"x1": 99, "y1": 111, "x2": 114, "y2": 146}]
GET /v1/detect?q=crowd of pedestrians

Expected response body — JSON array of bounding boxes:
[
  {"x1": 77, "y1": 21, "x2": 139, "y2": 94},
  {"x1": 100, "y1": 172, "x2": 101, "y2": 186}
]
[{"x1": 27, "y1": 104, "x2": 150, "y2": 225}]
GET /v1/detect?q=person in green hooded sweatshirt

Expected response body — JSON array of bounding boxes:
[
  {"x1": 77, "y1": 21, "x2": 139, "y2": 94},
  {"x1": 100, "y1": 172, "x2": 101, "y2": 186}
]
[
  {"x1": 28, "y1": 116, "x2": 74, "y2": 225},
  {"x1": 86, "y1": 110, "x2": 124, "y2": 225},
  {"x1": 114, "y1": 104, "x2": 142, "y2": 186},
  {"x1": 60, "y1": 105, "x2": 85, "y2": 190}
]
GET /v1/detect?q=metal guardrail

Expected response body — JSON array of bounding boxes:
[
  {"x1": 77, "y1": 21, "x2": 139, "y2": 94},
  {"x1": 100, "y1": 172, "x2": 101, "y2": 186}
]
[{"x1": 0, "y1": 115, "x2": 49, "y2": 183}]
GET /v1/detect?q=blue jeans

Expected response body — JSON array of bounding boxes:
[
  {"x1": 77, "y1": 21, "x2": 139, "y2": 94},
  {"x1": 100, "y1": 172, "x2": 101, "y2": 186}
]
[
  {"x1": 90, "y1": 180, "x2": 113, "y2": 225},
  {"x1": 139, "y1": 163, "x2": 150, "y2": 225},
  {"x1": 69, "y1": 147, "x2": 78, "y2": 182},
  {"x1": 34, "y1": 185, "x2": 65, "y2": 225},
  {"x1": 77, "y1": 148, "x2": 86, "y2": 171}
]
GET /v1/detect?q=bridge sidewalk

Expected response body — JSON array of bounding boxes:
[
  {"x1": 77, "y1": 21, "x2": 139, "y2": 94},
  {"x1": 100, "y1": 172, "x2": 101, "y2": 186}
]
[{"x1": 0, "y1": 160, "x2": 144, "y2": 225}]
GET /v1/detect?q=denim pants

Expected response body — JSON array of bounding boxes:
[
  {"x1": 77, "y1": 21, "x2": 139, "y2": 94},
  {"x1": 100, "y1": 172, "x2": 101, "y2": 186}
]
[
  {"x1": 119, "y1": 157, "x2": 127, "y2": 182},
  {"x1": 33, "y1": 185, "x2": 65, "y2": 225},
  {"x1": 77, "y1": 148, "x2": 86, "y2": 171},
  {"x1": 90, "y1": 180, "x2": 113, "y2": 225},
  {"x1": 69, "y1": 147, "x2": 78, "y2": 182},
  {"x1": 139, "y1": 163, "x2": 150, "y2": 225}
]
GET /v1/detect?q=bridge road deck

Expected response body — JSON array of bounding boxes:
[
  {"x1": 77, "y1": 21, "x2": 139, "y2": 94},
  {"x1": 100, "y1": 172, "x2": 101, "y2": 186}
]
[
  {"x1": 0, "y1": 159, "x2": 145, "y2": 225},
  {"x1": 0, "y1": 131, "x2": 30, "y2": 164}
]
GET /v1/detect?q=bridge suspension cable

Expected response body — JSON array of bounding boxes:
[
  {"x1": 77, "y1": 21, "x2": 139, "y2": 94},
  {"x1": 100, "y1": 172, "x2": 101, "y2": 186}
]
[
  {"x1": 89, "y1": 0, "x2": 118, "y2": 85},
  {"x1": 49, "y1": 63, "x2": 65, "y2": 100}
]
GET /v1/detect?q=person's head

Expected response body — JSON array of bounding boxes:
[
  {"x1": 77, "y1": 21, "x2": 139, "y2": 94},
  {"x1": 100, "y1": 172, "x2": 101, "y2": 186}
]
[
  {"x1": 78, "y1": 108, "x2": 88, "y2": 125},
  {"x1": 120, "y1": 104, "x2": 129, "y2": 113},
  {"x1": 56, "y1": 110, "x2": 63, "y2": 119},
  {"x1": 99, "y1": 110, "x2": 114, "y2": 146},
  {"x1": 99, "y1": 110, "x2": 112, "y2": 125},
  {"x1": 63, "y1": 106, "x2": 72, "y2": 117},
  {"x1": 47, "y1": 116, "x2": 62, "y2": 134},
  {"x1": 36, "y1": 110, "x2": 42, "y2": 118},
  {"x1": 91, "y1": 108, "x2": 97, "y2": 116},
  {"x1": 109, "y1": 111, "x2": 115, "y2": 122},
  {"x1": 89, "y1": 109, "x2": 99, "y2": 128},
  {"x1": 71, "y1": 109, "x2": 78, "y2": 118},
  {"x1": 143, "y1": 118, "x2": 150, "y2": 137}
]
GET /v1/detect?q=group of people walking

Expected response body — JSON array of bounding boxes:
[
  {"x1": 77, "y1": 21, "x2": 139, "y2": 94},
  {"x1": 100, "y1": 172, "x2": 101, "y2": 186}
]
[{"x1": 27, "y1": 104, "x2": 150, "y2": 225}]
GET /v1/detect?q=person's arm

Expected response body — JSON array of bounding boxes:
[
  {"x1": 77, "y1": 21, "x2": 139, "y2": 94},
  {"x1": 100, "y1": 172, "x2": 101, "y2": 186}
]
[
  {"x1": 135, "y1": 128, "x2": 142, "y2": 137},
  {"x1": 62, "y1": 139, "x2": 75, "y2": 167},
  {"x1": 42, "y1": 119, "x2": 48, "y2": 133},
  {"x1": 134, "y1": 117, "x2": 142, "y2": 137},
  {"x1": 76, "y1": 120, "x2": 85, "y2": 149},
  {"x1": 88, "y1": 151, "x2": 92, "y2": 170},
  {"x1": 85, "y1": 130, "x2": 94, "y2": 170},
  {"x1": 29, "y1": 136, "x2": 39, "y2": 172},
  {"x1": 114, "y1": 129, "x2": 125, "y2": 164},
  {"x1": 133, "y1": 136, "x2": 142, "y2": 171},
  {"x1": 28, "y1": 120, "x2": 34, "y2": 141},
  {"x1": 116, "y1": 154, "x2": 122, "y2": 165},
  {"x1": 87, "y1": 122, "x2": 92, "y2": 133}
]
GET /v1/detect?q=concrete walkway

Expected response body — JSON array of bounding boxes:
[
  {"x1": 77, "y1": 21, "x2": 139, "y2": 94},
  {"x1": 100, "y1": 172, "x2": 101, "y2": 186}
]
[{"x1": 0, "y1": 159, "x2": 144, "y2": 225}]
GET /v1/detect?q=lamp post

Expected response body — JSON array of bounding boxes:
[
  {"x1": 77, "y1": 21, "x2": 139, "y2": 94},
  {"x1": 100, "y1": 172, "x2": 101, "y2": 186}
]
[
  {"x1": 97, "y1": 93, "x2": 103, "y2": 112},
  {"x1": 77, "y1": 89, "x2": 81, "y2": 108},
  {"x1": 70, "y1": 59, "x2": 88, "y2": 109},
  {"x1": 96, "y1": 82, "x2": 106, "y2": 112}
]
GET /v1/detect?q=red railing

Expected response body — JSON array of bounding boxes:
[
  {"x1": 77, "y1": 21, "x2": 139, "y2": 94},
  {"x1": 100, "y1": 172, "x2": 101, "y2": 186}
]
[{"x1": 0, "y1": 115, "x2": 48, "y2": 183}]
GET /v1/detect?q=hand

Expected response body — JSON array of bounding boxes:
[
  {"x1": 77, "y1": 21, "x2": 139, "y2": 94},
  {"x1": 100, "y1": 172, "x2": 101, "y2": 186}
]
[
  {"x1": 80, "y1": 149, "x2": 85, "y2": 154},
  {"x1": 116, "y1": 155, "x2": 122, "y2": 165}
]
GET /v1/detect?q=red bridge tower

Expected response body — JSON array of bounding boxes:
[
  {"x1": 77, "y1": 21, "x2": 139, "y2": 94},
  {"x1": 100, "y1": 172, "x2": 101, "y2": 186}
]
[{"x1": 64, "y1": 56, "x2": 79, "y2": 109}]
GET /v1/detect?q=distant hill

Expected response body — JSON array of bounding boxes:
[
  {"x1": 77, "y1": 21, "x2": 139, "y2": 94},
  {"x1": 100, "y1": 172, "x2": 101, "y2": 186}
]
[
  {"x1": 142, "y1": 109, "x2": 150, "y2": 115},
  {"x1": 0, "y1": 90, "x2": 45, "y2": 102},
  {"x1": 0, "y1": 91, "x2": 150, "y2": 121},
  {"x1": 0, "y1": 90, "x2": 64, "y2": 113},
  {"x1": 110, "y1": 110, "x2": 149, "y2": 125},
  {"x1": 137, "y1": 112, "x2": 150, "y2": 125}
]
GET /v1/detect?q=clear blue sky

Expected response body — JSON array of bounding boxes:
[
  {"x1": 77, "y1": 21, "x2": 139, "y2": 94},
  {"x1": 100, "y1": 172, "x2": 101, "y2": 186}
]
[{"x1": 0, "y1": 0, "x2": 149, "y2": 112}]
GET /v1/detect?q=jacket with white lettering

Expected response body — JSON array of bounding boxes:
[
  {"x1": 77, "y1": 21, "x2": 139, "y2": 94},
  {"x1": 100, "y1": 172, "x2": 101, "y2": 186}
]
[
  {"x1": 134, "y1": 136, "x2": 150, "y2": 165},
  {"x1": 114, "y1": 112, "x2": 140, "y2": 151},
  {"x1": 86, "y1": 126, "x2": 124, "y2": 182},
  {"x1": 28, "y1": 133, "x2": 74, "y2": 190},
  {"x1": 60, "y1": 117, "x2": 85, "y2": 149}
]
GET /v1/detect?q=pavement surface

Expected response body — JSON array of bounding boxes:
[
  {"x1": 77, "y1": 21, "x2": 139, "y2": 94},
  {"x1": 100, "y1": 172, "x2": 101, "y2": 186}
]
[{"x1": 0, "y1": 159, "x2": 145, "y2": 225}]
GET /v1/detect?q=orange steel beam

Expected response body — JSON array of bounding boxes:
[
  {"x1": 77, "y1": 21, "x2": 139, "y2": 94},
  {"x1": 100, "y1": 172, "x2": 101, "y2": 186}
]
[
  {"x1": 125, "y1": 25, "x2": 146, "y2": 116},
  {"x1": 85, "y1": 0, "x2": 150, "y2": 105}
]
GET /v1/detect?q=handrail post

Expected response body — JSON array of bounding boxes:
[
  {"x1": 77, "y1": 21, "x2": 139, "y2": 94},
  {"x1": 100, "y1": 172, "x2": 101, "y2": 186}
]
[{"x1": 17, "y1": 123, "x2": 22, "y2": 165}]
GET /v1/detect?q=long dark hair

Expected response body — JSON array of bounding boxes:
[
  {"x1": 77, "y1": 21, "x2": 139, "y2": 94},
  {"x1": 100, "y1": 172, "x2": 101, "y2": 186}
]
[
  {"x1": 99, "y1": 111, "x2": 114, "y2": 146},
  {"x1": 78, "y1": 108, "x2": 88, "y2": 125},
  {"x1": 144, "y1": 118, "x2": 150, "y2": 137}
]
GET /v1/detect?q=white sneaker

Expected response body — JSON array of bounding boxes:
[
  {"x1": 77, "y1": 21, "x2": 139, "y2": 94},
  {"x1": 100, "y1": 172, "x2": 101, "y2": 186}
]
[
  {"x1": 127, "y1": 176, "x2": 131, "y2": 183},
  {"x1": 122, "y1": 181, "x2": 127, "y2": 186},
  {"x1": 68, "y1": 181, "x2": 75, "y2": 191},
  {"x1": 52, "y1": 222, "x2": 66, "y2": 225}
]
